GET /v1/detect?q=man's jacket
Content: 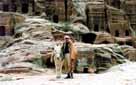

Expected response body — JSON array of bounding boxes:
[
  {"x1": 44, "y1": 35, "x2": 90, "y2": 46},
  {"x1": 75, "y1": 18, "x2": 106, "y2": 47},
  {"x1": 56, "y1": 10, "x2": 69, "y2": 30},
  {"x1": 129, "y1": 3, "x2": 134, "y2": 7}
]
[{"x1": 61, "y1": 40, "x2": 78, "y2": 60}]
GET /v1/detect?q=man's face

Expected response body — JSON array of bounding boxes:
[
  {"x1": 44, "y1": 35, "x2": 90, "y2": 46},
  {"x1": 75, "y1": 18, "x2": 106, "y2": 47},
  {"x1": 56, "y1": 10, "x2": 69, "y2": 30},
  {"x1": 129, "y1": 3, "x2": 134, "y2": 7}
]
[{"x1": 65, "y1": 38, "x2": 70, "y2": 42}]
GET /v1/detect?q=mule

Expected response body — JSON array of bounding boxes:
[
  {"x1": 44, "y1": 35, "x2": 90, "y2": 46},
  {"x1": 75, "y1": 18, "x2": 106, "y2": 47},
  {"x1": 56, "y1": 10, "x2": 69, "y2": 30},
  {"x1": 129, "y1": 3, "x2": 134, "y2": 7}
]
[
  {"x1": 51, "y1": 41, "x2": 78, "y2": 79},
  {"x1": 51, "y1": 42, "x2": 64, "y2": 79}
]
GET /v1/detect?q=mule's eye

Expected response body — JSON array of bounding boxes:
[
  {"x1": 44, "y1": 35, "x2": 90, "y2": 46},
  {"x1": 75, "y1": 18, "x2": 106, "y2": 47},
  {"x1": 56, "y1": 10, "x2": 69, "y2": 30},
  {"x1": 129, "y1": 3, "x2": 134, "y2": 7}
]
[{"x1": 52, "y1": 48, "x2": 54, "y2": 50}]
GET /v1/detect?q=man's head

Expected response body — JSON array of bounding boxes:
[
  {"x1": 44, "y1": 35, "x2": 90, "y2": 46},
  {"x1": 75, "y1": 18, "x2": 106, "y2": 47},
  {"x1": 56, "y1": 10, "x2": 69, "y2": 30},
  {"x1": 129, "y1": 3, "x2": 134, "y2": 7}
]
[{"x1": 64, "y1": 35, "x2": 70, "y2": 42}]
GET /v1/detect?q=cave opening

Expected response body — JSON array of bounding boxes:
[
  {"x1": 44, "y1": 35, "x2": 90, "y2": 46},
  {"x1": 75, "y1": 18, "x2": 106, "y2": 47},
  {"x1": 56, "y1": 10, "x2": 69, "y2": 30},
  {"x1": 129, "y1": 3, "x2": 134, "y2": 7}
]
[
  {"x1": 126, "y1": 41, "x2": 133, "y2": 46},
  {"x1": 21, "y1": 3, "x2": 29, "y2": 13},
  {"x1": 94, "y1": 24, "x2": 99, "y2": 32},
  {"x1": 81, "y1": 33, "x2": 97, "y2": 44},
  {"x1": 125, "y1": 30, "x2": 130, "y2": 36},
  {"x1": 53, "y1": 15, "x2": 59, "y2": 23}
]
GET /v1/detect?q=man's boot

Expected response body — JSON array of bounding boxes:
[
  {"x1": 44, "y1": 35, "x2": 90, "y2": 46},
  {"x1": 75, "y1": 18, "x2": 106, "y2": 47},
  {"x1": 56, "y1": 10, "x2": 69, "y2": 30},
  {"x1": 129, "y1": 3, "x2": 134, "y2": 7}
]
[
  {"x1": 65, "y1": 73, "x2": 71, "y2": 79},
  {"x1": 70, "y1": 72, "x2": 73, "y2": 79}
]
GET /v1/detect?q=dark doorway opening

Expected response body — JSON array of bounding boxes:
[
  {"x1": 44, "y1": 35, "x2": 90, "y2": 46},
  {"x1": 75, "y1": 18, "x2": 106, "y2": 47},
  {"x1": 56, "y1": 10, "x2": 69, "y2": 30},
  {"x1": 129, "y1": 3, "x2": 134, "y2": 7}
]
[
  {"x1": 126, "y1": 41, "x2": 133, "y2": 46},
  {"x1": 118, "y1": 41, "x2": 124, "y2": 45},
  {"x1": 53, "y1": 15, "x2": 59, "y2": 23},
  {"x1": 125, "y1": 30, "x2": 129, "y2": 36},
  {"x1": 94, "y1": 24, "x2": 99, "y2": 32},
  {"x1": 82, "y1": 33, "x2": 97, "y2": 44},
  {"x1": 21, "y1": 4, "x2": 29, "y2": 13},
  {"x1": 116, "y1": 0, "x2": 121, "y2": 9},
  {"x1": 111, "y1": 0, "x2": 121, "y2": 9},
  {"x1": 3, "y1": 4, "x2": 9, "y2": 12},
  {"x1": 115, "y1": 30, "x2": 119, "y2": 37},
  {"x1": 83, "y1": 68, "x2": 88, "y2": 73},
  {"x1": 35, "y1": 11, "x2": 41, "y2": 16},
  {"x1": 0, "y1": 26, "x2": 6, "y2": 36}
]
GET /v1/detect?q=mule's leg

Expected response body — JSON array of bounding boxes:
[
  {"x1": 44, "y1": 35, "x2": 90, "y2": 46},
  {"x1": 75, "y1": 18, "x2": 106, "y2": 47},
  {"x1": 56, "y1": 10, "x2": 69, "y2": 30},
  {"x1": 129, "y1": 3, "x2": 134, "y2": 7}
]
[
  {"x1": 59, "y1": 59, "x2": 64, "y2": 77},
  {"x1": 54, "y1": 57, "x2": 61, "y2": 78},
  {"x1": 57, "y1": 58, "x2": 63, "y2": 78}
]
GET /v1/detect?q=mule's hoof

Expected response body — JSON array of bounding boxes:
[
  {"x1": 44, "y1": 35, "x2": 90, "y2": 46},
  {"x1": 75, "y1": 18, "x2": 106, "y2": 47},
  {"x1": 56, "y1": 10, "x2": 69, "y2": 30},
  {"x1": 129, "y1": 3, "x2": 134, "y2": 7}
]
[{"x1": 56, "y1": 76, "x2": 61, "y2": 79}]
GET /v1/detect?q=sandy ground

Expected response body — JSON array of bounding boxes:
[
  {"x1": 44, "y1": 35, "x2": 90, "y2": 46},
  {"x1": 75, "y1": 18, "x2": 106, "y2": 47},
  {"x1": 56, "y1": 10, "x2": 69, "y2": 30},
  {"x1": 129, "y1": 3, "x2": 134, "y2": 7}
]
[
  {"x1": 0, "y1": 73, "x2": 135, "y2": 85},
  {"x1": 0, "y1": 62, "x2": 136, "y2": 85}
]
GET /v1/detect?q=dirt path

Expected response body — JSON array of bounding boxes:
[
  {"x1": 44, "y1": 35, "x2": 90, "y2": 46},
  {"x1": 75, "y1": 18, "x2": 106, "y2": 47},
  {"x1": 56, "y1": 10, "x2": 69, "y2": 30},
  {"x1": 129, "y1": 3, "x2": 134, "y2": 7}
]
[{"x1": 0, "y1": 62, "x2": 136, "y2": 85}]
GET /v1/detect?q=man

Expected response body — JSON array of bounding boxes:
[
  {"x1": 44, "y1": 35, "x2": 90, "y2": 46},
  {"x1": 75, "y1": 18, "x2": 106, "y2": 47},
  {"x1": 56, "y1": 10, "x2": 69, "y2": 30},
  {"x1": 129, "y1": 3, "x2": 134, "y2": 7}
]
[{"x1": 61, "y1": 35, "x2": 78, "y2": 79}]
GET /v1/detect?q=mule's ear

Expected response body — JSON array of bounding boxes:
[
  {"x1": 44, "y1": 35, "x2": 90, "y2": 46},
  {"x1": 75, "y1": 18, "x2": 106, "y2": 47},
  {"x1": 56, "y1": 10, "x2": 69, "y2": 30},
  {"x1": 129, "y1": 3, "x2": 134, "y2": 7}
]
[{"x1": 59, "y1": 42, "x2": 63, "y2": 47}]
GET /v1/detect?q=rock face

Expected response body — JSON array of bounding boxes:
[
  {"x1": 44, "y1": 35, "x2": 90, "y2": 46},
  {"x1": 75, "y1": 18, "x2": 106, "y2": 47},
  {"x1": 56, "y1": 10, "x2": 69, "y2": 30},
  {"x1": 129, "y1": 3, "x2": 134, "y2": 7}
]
[
  {"x1": 81, "y1": 32, "x2": 115, "y2": 44},
  {"x1": 0, "y1": 0, "x2": 135, "y2": 31},
  {"x1": 0, "y1": 0, "x2": 135, "y2": 75},
  {"x1": 15, "y1": 18, "x2": 54, "y2": 41},
  {"x1": 76, "y1": 43, "x2": 128, "y2": 73},
  {"x1": 0, "y1": 0, "x2": 77, "y2": 21},
  {"x1": 44, "y1": 0, "x2": 77, "y2": 22},
  {"x1": 0, "y1": 40, "x2": 129, "y2": 73},
  {"x1": 0, "y1": 17, "x2": 133, "y2": 74},
  {"x1": 94, "y1": 32, "x2": 115, "y2": 44},
  {"x1": 86, "y1": 1, "x2": 105, "y2": 31},
  {"x1": 0, "y1": 0, "x2": 135, "y2": 47},
  {"x1": 86, "y1": 1, "x2": 132, "y2": 37},
  {"x1": 123, "y1": 0, "x2": 136, "y2": 32},
  {"x1": 120, "y1": 45, "x2": 136, "y2": 61},
  {"x1": 0, "y1": 17, "x2": 90, "y2": 73},
  {"x1": 0, "y1": 39, "x2": 54, "y2": 72},
  {"x1": 0, "y1": 12, "x2": 25, "y2": 36}
]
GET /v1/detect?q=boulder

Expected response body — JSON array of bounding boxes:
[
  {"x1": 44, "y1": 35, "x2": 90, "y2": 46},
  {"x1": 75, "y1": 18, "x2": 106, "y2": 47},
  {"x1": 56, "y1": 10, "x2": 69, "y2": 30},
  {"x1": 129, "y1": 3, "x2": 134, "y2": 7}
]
[
  {"x1": 94, "y1": 32, "x2": 115, "y2": 44},
  {"x1": 15, "y1": 18, "x2": 54, "y2": 41},
  {"x1": 120, "y1": 45, "x2": 136, "y2": 61},
  {"x1": 70, "y1": 23, "x2": 90, "y2": 33},
  {"x1": 75, "y1": 43, "x2": 127, "y2": 73},
  {"x1": 81, "y1": 32, "x2": 115, "y2": 44},
  {"x1": 115, "y1": 37, "x2": 133, "y2": 46}
]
